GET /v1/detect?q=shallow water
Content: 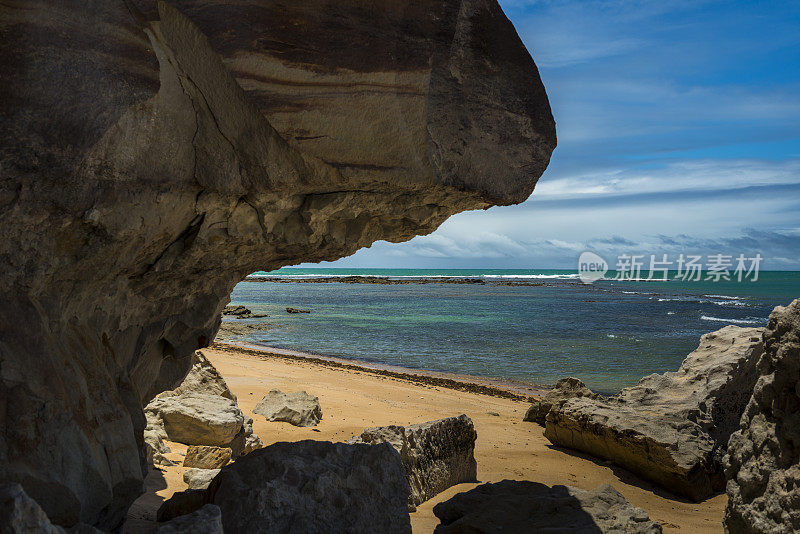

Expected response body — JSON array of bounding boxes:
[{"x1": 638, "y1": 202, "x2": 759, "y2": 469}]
[{"x1": 226, "y1": 269, "x2": 799, "y2": 393}]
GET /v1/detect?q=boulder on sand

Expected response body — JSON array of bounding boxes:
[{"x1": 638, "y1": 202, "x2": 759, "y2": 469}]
[
  {"x1": 183, "y1": 446, "x2": 232, "y2": 469},
  {"x1": 523, "y1": 377, "x2": 599, "y2": 425},
  {"x1": 210, "y1": 440, "x2": 412, "y2": 533},
  {"x1": 145, "y1": 393, "x2": 245, "y2": 446},
  {"x1": 253, "y1": 389, "x2": 322, "y2": 427},
  {"x1": 349, "y1": 415, "x2": 478, "y2": 510},
  {"x1": 432, "y1": 480, "x2": 662, "y2": 533},
  {"x1": 724, "y1": 300, "x2": 800, "y2": 534},
  {"x1": 542, "y1": 325, "x2": 764, "y2": 501},
  {"x1": 184, "y1": 469, "x2": 221, "y2": 491}
]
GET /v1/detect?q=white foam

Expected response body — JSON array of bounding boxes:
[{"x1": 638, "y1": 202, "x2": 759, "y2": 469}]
[{"x1": 700, "y1": 315, "x2": 765, "y2": 325}]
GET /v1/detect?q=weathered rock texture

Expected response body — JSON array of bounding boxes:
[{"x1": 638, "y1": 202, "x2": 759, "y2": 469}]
[
  {"x1": 153, "y1": 504, "x2": 223, "y2": 534},
  {"x1": 349, "y1": 414, "x2": 478, "y2": 510},
  {"x1": 0, "y1": 483, "x2": 66, "y2": 534},
  {"x1": 162, "y1": 350, "x2": 237, "y2": 402},
  {"x1": 0, "y1": 0, "x2": 554, "y2": 528},
  {"x1": 183, "y1": 446, "x2": 231, "y2": 469},
  {"x1": 724, "y1": 300, "x2": 800, "y2": 533},
  {"x1": 432, "y1": 480, "x2": 662, "y2": 533},
  {"x1": 523, "y1": 377, "x2": 599, "y2": 425},
  {"x1": 544, "y1": 326, "x2": 764, "y2": 501},
  {"x1": 253, "y1": 389, "x2": 323, "y2": 427},
  {"x1": 209, "y1": 440, "x2": 412, "y2": 533}
]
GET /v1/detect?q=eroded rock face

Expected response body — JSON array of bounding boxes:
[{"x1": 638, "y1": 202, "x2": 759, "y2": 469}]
[
  {"x1": 210, "y1": 440, "x2": 412, "y2": 533},
  {"x1": 183, "y1": 469, "x2": 221, "y2": 491},
  {"x1": 253, "y1": 389, "x2": 323, "y2": 427},
  {"x1": 432, "y1": 480, "x2": 662, "y2": 533},
  {"x1": 0, "y1": 0, "x2": 554, "y2": 528},
  {"x1": 724, "y1": 300, "x2": 800, "y2": 533},
  {"x1": 349, "y1": 415, "x2": 478, "y2": 510},
  {"x1": 146, "y1": 393, "x2": 245, "y2": 446},
  {"x1": 543, "y1": 326, "x2": 764, "y2": 501},
  {"x1": 183, "y1": 446, "x2": 232, "y2": 469}
]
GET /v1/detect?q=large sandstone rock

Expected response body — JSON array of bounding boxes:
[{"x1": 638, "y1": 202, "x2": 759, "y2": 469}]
[
  {"x1": 432, "y1": 480, "x2": 662, "y2": 533},
  {"x1": 0, "y1": 0, "x2": 554, "y2": 528},
  {"x1": 544, "y1": 325, "x2": 764, "y2": 501},
  {"x1": 209, "y1": 440, "x2": 412, "y2": 533},
  {"x1": 145, "y1": 393, "x2": 245, "y2": 446},
  {"x1": 253, "y1": 389, "x2": 322, "y2": 427},
  {"x1": 153, "y1": 504, "x2": 223, "y2": 534},
  {"x1": 724, "y1": 300, "x2": 800, "y2": 533},
  {"x1": 349, "y1": 415, "x2": 478, "y2": 510},
  {"x1": 523, "y1": 377, "x2": 600, "y2": 425},
  {"x1": 162, "y1": 351, "x2": 237, "y2": 402}
]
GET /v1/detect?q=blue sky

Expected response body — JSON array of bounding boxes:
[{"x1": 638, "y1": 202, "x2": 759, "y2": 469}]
[{"x1": 317, "y1": 0, "x2": 800, "y2": 270}]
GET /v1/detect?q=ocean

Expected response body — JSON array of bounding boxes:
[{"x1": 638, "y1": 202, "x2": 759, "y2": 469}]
[{"x1": 225, "y1": 268, "x2": 800, "y2": 393}]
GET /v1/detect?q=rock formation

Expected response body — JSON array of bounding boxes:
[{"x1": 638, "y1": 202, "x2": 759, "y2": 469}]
[
  {"x1": 183, "y1": 446, "x2": 232, "y2": 469},
  {"x1": 432, "y1": 480, "x2": 662, "y2": 533},
  {"x1": 0, "y1": 0, "x2": 554, "y2": 527},
  {"x1": 146, "y1": 393, "x2": 245, "y2": 446},
  {"x1": 253, "y1": 389, "x2": 323, "y2": 427},
  {"x1": 153, "y1": 504, "x2": 223, "y2": 534},
  {"x1": 0, "y1": 483, "x2": 70, "y2": 534},
  {"x1": 162, "y1": 351, "x2": 237, "y2": 402},
  {"x1": 183, "y1": 469, "x2": 220, "y2": 491},
  {"x1": 209, "y1": 440, "x2": 412, "y2": 533},
  {"x1": 349, "y1": 415, "x2": 478, "y2": 510},
  {"x1": 523, "y1": 377, "x2": 599, "y2": 425},
  {"x1": 724, "y1": 300, "x2": 800, "y2": 533},
  {"x1": 543, "y1": 325, "x2": 764, "y2": 501}
]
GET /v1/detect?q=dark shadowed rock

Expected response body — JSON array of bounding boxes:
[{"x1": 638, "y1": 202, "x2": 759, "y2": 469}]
[
  {"x1": 523, "y1": 377, "x2": 600, "y2": 425},
  {"x1": 543, "y1": 325, "x2": 764, "y2": 501},
  {"x1": 285, "y1": 307, "x2": 311, "y2": 314},
  {"x1": 349, "y1": 415, "x2": 478, "y2": 510},
  {"x1": 0, "y1": 0, "x2": 554, "y2": 527},
  {"x1": 724, "y1": 300, "x2": 800, "y2": 533},
  {"x1": 153, "y1": 504, "x2": 222, "y2": 534},
  {"x1": 253, "y1": 389, "x2": 322, "y2": 427},
  {"x1": 210, "y1": 440, "x2": 412, "y2": 533},
  {"x1": 157, "y1": 490, "x2": 212, "y2": 523},
  {"x1": 0, "y1": 483, "x2": 65, "y2": 534},
  {"x1": 432, "y1": 480, "x2": 662, "y2": 533}
]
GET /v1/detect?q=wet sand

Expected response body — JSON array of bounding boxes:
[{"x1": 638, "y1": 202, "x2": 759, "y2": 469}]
[{"x1": 126, "y1": 343, "x2": 725, "y2": 533}]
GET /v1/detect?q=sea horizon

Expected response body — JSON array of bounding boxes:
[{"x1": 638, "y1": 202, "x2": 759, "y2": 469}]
[{"x1": 225, "y1": 268, "x2": 800, "y2": 393}]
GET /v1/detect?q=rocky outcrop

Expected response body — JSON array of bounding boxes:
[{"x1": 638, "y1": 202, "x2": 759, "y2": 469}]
[
  {"x1": 222, "y1": 305, "x2": 266, "y2": 319},
  {"x1": 523, "y1": 377, "x2": 599, "y2": 425},
  {"x1": 209, "y1": 440, "x2": 412, "y2": 533},
  {"x1": 184, "y1": 469, "x2": 221, "y2": 491},
  {"x1": 349, "y1": 415, "x2": 478, "y2": 510},
  {"x1": 184, "y1": 446, "x2": 231, "y2": 469},
  {"x1": 0, "y1": 0, "x2": 554, "y2": 528},
  {"x1": 254, "y1": 389, "x2": 323, "y2": 427},
  {"x1": 543, "y1": 326, "x2": 764, "y2": 501},
  {"x1": 433, "y1": 480, "x2": 661, "y2": 533},
  {"x1": 153, "y1": 504, "x2": 223, "y2": 534},
  {"x1": 724, "y1": 300, "x2": 800, "y2": 533},
  {"x1": 144, "y1": 427, "x2": 175, "y2": 467}
]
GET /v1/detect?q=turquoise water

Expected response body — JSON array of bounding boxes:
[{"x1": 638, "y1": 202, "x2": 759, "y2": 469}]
[{"x1": 226, "y1": 269, "x2": 799, "y2": 393}]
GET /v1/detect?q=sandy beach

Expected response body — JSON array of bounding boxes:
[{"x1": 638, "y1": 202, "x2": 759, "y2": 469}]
[{"x1": 127, "y1": 342, "x2": 726, "y2": 533}]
